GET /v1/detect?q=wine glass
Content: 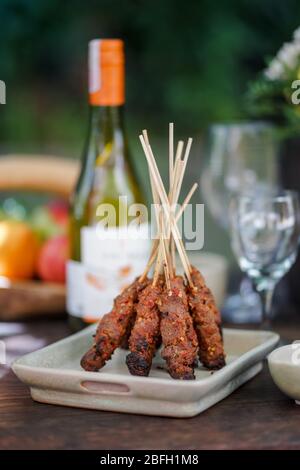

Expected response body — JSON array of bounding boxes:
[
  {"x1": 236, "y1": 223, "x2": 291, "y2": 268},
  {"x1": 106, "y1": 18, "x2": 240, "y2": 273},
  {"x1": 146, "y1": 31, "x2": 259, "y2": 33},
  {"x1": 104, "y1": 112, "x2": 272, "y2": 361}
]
[
  {"x1": 229, "y1": 190, "x2": 300, "y2": 327},
  {"x1": 201, "y1": 122, "x2": 279, "y2": 323}
]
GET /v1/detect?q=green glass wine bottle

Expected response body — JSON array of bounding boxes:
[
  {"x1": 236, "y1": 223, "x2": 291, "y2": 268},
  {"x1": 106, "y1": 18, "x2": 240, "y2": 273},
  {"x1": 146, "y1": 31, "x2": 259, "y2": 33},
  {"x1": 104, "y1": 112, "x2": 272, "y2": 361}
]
[{"x1": 67, "y1": 39, "x2": 150, "y2": 331}]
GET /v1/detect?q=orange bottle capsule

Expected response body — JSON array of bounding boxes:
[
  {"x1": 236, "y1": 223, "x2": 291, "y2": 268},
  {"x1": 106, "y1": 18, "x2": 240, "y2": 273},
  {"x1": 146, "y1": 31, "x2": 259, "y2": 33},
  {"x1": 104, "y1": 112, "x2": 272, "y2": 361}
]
[{"x1": 88, "y1": 39, "x2": 125, "y2": 106}]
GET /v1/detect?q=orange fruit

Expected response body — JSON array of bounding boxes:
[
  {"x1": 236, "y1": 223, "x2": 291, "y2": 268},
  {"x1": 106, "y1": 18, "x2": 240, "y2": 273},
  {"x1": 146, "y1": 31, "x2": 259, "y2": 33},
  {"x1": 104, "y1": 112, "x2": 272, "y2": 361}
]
[{"x1": 0, "y1": 220, "x2": 39, "y2": 280}]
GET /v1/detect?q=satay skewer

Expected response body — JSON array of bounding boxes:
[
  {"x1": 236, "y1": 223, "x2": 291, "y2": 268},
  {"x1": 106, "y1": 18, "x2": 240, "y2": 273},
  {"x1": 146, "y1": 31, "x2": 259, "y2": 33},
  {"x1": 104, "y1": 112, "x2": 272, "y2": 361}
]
[
  {"x1": 139, "y1": 134, "x2": 193, "y2": 285},
  {"x1": 139, "y1": 181, "x2": 197, "y2": 282},
  {"x1": 142, "y1": 128, "x2": 190, "y2": 286},
  {"x1": 81, "y1": 123, "x2": 225, "y2": 379}
]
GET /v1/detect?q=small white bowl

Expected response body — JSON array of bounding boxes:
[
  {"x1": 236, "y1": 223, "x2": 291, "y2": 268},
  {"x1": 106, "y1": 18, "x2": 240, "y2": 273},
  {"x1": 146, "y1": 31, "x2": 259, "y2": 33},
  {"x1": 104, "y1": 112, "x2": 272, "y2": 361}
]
[{"x1": 268, "y1": 344, "x2": 300, "y2": 404}]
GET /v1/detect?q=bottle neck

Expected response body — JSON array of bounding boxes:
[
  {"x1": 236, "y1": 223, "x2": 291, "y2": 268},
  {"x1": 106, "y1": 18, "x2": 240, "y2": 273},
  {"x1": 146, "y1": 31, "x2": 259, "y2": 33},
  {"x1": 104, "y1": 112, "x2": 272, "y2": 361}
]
[
  {"x1": 87, "y1": 105, "x2": 127, "y2": 168},
  {"x1": 90, "y1": 105, "x2": 124, "y2": 136}
]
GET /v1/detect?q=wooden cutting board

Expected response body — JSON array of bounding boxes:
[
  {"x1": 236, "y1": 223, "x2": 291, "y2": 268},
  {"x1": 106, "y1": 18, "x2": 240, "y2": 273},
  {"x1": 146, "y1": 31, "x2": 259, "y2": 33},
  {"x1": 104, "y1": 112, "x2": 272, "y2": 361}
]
[{"x1": 0, "y1": 279, "x2": 66, "y2": 321}]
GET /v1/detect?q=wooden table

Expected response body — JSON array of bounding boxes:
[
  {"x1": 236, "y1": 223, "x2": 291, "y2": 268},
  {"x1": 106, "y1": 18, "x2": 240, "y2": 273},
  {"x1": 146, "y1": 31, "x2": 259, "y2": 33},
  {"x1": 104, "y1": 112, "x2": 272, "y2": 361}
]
[{"x1": 1, "y1": 318, "x2": 300, "y2": 450}]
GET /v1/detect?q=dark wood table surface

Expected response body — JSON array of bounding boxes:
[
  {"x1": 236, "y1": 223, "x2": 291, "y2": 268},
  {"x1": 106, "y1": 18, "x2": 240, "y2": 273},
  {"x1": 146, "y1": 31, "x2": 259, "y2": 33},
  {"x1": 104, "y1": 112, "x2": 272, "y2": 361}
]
[{"x1": 1, "y1": 317, "x2": 300, "y2": 450}]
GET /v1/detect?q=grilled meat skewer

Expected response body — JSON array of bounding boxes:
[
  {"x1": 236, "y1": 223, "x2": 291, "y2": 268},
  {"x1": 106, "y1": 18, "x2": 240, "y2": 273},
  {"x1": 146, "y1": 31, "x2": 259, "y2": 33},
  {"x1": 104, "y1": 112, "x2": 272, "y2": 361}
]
[
  {"x1": 158, "y1": 276, "x2": 198, "y2": 380},
  {"x1": 188, "y1": 266, "x2": 225, "y2": 370},
  {"x1": 81, "y1": 278, "x2": 148, "y2": 372},
  {"x1": 126, "y1": 283, "x2": 162, "y2": 376}
]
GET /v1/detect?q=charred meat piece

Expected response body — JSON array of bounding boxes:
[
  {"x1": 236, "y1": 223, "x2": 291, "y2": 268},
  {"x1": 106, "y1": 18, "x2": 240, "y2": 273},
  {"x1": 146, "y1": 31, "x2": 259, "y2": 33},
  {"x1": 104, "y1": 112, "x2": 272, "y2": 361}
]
[
  {"x1": 81, "y1": 278, "x2": 148, "y2": 371},
  {"x1": 120, "y1": 310, "x2": 137, "y2": 350},
  {"x1": 158, "y1": 276, "x2": 198, "y2": 380},
  {"x1": 126, "y1": 283, "x2": 162, "y2": 376},
  {"x1": 190, "y1": 267, "x2": 221, "y2": 326},
  {"x1": 188, "y1": 266, "x2": 225, "y2": 370}
]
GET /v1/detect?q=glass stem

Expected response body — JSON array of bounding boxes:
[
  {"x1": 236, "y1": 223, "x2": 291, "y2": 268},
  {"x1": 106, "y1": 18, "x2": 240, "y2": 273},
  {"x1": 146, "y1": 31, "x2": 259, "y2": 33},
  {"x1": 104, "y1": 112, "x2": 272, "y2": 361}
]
[{"x1": 257, "y1": 286, "x2": 274, "y2": 329}]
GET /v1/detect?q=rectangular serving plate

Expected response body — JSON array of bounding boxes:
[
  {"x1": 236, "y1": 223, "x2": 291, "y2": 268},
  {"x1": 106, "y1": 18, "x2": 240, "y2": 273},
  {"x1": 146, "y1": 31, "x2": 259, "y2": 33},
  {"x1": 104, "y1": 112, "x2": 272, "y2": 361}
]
[{"x1": 12, "y1": 326, "x2": 279, "y2": 418}]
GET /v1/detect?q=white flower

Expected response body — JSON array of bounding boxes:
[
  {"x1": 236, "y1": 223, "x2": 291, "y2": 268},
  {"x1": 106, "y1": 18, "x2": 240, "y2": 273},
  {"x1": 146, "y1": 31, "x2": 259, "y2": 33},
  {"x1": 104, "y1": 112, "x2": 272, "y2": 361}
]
[
  {"x1": 264, "y1": 59, "x2": 285, "y2": 80},
  {"x1": 293, "y1": 27, "x2": 300, "y2": 42},
  {"x1": 277, "y1": 42, "x2": 300, "y2": 69},
  {"x1": 264, "y1": 28, "x2": 300, "y2": 80}
]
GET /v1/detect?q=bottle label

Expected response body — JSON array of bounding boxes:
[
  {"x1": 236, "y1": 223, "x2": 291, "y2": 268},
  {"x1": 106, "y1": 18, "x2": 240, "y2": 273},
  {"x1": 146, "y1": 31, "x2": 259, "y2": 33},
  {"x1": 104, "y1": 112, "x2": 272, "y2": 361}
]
[
  {"x1": 67, "y1": 223, "x2": 151, "y2": 321},
  {"x1": 66, "y1": 260, "x2": 85, "y2": 318}
]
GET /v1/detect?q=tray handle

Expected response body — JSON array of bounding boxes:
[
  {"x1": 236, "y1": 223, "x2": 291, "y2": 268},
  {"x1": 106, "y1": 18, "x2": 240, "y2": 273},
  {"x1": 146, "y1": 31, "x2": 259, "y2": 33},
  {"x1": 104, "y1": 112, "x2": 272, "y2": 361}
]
[{"x1": 80, "y1": 380, "x2": 130, "y2": 394}]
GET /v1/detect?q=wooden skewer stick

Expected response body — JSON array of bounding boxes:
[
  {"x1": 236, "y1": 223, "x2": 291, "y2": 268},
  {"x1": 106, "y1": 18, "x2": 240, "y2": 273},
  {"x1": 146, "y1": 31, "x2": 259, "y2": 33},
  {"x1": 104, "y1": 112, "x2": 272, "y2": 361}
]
[
  {"x1": 173, "y1": 161, "x2": 185, "y2": 204},
  {"x1": 168, "y1": 141, "x2": 183, "y2": 213},
  {"x1": 169, "y1": 123, "x2": 174, "y2": 191},
  {"x1": 160, "y1": 215, "x2": 171, "y2": 290},
  {"x1": 142, "y1": 129, "x2": 160, "y2": 210},
  {"x1": 139, "y1": 135, "x2": 168, "y2": 207},
  {"x1": 142, "y1": 132, "x2": 188, "y2": 222},
  {"x1": 173, "y1": 138, "x2": 193, "y2": 205},
  {"x1": 170, "y1": 220, "x2": 193, "y2": 286},
  {"x1": 153, "y1": 210, "x2": 164, "y2": 286},
  {"x1": 153, "y1": 243, "x2": 163, "y2": 286},
  {"x1": 140, "y1": 134, "x2": 160, "y2": 269},
  {"x1": 169, "y1": 152, "x2": 184, "y2": 274},
  {"x1": 169, "y1": 139, "x2": 194, "y2": 283},
  {"x1": 170, "y1": 235, "x2": 176, "y2": 275},
  {"x1": 139, "y1": 239, "x2": 159, "y2": 282},
  {"x1": 143, "y1": 179, "x2": 195, "y2": 282},
  {"x1": 168, "y1": 141, "x2": 185, "y2": 274},
  {"x1": 165, "y1": 155, "x2": 192, "y2": 275},
  {"x1": 140, "y1": 135, "x2": 188, "y2": 239},
  {"x1": 142, "y1": 132, "x2": 175, "y2": 274},
  {"x1": 142, "y1": 143, "x2": 196, "y2": 281},
  {"x1": 175, "y1": 139, "x2": 184, "y2": 160},
  {"x1": 140, "y1": 134, "x2": 173, "y2": 247},
  {"x1": 139, "y1": 128, "x2": 162, "y2": 280},
  {"x1": 139, "y1": 128, "x2": 196, "y2": 286},
  {"x1": 142, "y1": 129, "x2": 149, "y2": 144},
  {"x1": 175, "y1": 182, "x2": 198, "y2": 222},
  {"x1": 139, "y1": 134, "x2": 193, "y2": 284},
  {"x1": 165, "y1": 180, "x2": 197, "y2": 282},
  {"x1": 141, "y1": 184, "x2": 192, "y2": 280},
  {"x1": 152, "y1": 194, "x2": 166, "y2": 286}
]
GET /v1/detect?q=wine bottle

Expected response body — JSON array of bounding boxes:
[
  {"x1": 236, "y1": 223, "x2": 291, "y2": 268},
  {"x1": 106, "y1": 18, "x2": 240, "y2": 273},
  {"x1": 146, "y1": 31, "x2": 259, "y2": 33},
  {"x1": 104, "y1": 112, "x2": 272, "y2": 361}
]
[{"x1": 67, "y1": 39, "x2": 150, "y2": 331}]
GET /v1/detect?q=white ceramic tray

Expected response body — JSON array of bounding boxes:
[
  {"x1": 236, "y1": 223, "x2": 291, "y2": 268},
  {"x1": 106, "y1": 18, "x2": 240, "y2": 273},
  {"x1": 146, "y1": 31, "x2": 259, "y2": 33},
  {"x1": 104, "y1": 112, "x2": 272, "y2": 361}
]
[{"x1": 12, "y1": 326, "x2": 279, "y2": 418}]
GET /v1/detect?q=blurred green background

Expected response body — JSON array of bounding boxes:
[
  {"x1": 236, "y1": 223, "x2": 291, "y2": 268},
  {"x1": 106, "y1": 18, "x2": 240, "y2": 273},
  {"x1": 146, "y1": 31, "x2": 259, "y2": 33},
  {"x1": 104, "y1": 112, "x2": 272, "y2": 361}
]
[{"x1": 0, "y1": 0, "x2": 300, "y2": 258}]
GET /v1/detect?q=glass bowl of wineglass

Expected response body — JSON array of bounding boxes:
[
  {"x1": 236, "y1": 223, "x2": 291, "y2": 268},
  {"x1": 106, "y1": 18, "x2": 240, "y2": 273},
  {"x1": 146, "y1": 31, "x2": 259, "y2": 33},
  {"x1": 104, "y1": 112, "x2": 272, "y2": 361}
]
[
  {"x1": 201, "y1": 121, "x2": 279, "y2": 323},
  {"x1": 229, "y1": 190, "x2": 300, "y2": 327}
]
